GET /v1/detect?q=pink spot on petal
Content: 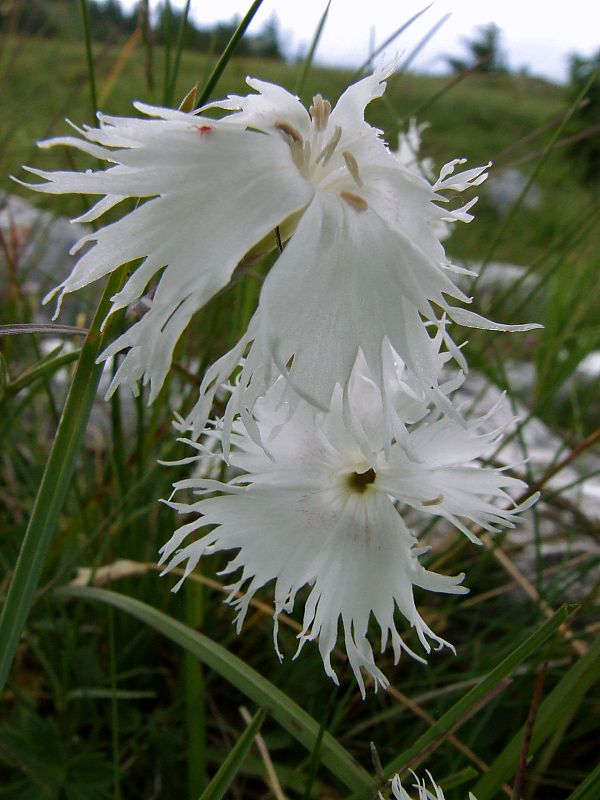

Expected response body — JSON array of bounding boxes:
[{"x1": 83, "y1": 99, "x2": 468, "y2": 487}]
[{"x1": 197, "y1": 125, "x2": 214, "y2": 136}]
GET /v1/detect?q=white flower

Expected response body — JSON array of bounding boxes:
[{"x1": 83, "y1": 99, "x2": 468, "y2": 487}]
[
  {"x1": 22, "y1": 67, "x2": 537, "y2": 403},
  {"x1": 385, "y1": 771, "x2": 477, "y2": 800},
  {"x1": 395, "y1": 119, "x2": 435, "y2": 180},
  {"x1": 159, "y1": 349, "x2": 534, "y2": 696},
  {"x1": 395, "y1": 119, "x2": 451, "y2": 241},
  {"x1": 179, "y1": 69, "x2": 539, "y2": 437}
]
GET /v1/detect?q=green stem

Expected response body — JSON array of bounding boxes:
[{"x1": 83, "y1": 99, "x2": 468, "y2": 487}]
[
  {"x1": 185, "y1": 579, "x2": 207, "y2": 797},
  {"x1": 78, "y1": 0, "x2": 98, "y2": 116},
  {"x1": 0, "y1": 268, "x2": 126, "y2": 695},
  {"x1": 196, "y1": 0, "x2": 265, "y2": 108},
  {"x1": 167, "y1": 0, "x2": 192, "y2": 106},
  {"x1": 294, "y1": 0, "x2": 331, "y2": 95},
  {"x1": 108, "y1": 607, "x2": 122, "y2": 800}
]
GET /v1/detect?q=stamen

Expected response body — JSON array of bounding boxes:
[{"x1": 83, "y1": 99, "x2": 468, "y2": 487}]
[
  {"x1": 309, "y1": 94, "x2": 332, "y2": 132},
  {"x1": 342, "y1": 150, "x2": 363, "y2": 187},
  {"x1": 340, "y1": 191, "x2": 368, "y2": 212},
  {"x1": 274, "y1": 120, "x2": 303, "y2": 145},
  {"x1": 316, "y1": 125, "x2": 342, "y2": 166},
  {"x1": 422, "y1": 494, "x2": 444, "y2": 506}
]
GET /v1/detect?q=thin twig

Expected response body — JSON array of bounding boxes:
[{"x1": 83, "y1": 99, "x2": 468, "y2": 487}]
[
  {"x1": 239, "y1": 705, "x2": 289, "y2": 800},
  {"x1": 518, "y1": 427, "x2": 600, "y2": 502},
  {"x1": 480, "y1": 535, "x2": 588, "y2": 657},
  {"x1": 394, "y1": 679, "x2": 512, "y2": 776},
  {"x1": 511, "y1": 661, "x2": 548, "y2": 800},
  {"x1": 403, "y1": 52, "x2": 492, "y2": 123},
  {"x1": 384, "y1": 684, "x2": 513, "y2": 798},
  {"x1": 457, "y1": 426, "x2": 600, "y2": 659}
]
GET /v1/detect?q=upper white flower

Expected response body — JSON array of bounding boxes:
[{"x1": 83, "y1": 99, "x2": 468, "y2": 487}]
[
  {"x1": 159, "y1": 349, "x2": 534, "y2": 696},
  {"x1": 22, "y1": 67, "x2": 537, "y2": 403}
]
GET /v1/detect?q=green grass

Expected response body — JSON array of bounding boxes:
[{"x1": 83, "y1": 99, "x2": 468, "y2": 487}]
[{"x1": 1, "y1": 26, "x2": 599, "y2": 800}]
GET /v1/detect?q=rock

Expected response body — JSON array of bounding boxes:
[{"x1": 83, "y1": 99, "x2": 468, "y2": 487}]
[
  {"x1": 0, "y1": 193, "x2": 93, "y2": 322},
  {"x1": 453, "y1": 373, "x2": 600, "y2": 599},
  {"x1": 485, "y1": 167, "x2": 543, "y2": 212}
]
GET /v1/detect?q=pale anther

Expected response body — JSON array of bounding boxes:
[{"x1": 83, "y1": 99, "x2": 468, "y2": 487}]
[
  {"x1": 340, "y1": 190, "x2": 368, "y2": 212},
  {"x1": 342, "y1": 150, "x2": 363, "y2": 187},
  {"x1": 309, "y1": 94, "x2": 332, "y2": 132},
  {"x1": 289, "y1": 139, "x2": 308, "y2": 173},
  {"x1": 316, "y1": 125, "x2": 342, "y2": 166},
  {"x1": 422, "y1": 494, "x2": 444, "y2": 506},
  {"x1": 274, "y1": 120, "x2": 303, "y2": 145}
]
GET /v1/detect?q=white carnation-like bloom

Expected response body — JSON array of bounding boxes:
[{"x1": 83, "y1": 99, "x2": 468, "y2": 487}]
[
  {"x1": 159, "y1": 349, "x2": 534, "y2": 696},
  {"x1": 395, "y1": 119, "x2": 451, "y2": 241},
  {"x1": 385, "y1": 771, "x2": 477, "y2": 800},
  {"x1": 23, "y1": 67, "x2": 537, "y2": 403},
  {"x1": 396, "y1": 118, "x2": 435, "y2": 179}
]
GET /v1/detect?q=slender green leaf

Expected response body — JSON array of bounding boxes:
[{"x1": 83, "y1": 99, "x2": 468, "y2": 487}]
[
  {"x1": 78, "y1": 0, "x2": 98, "y2": 116},
  {"x1": 0, "y1": 353, "x2": 7, "y2": 399},
  {"x1": 565, "y1": 761, "x2": 600, "y2": 800},
  {"x1": 56, "y1": 585, "x2": 376, "y2": 797},
  {"x1": 0, "y1": 268, "x2": 126, "y2": 695},
  {"x1": 377, "y1": 606, "x2": 574, "y2": 787},
  {"x1": 167, "y1": 0, "x2": 192, "y2": 107},
  {"x1": 6, "y1": 348, "x2": 80, "y2": 397},
  {"x1": 472, "y1": 632, "x2": 600, "y2": 798},
  {"x1": 162, "y1": 0, "x2": 173, "y2": 105},
  {"x1": 198, "y1": 707, "x2": 266, "y2": 800},
  {"x1": 196, "y1": 1, "x2": 265, "y2": 108},
  {"x1": 0, "y1": 323, "x2": 87, "y2": 337},
  {"x1": 295, "y1": 0, "x2": 331, "y2": 95},
  {"x1": 352, "y1": 3, "x2": 433, "y2": 78},
  {"x1": 302, "y1": 684, "x2": 339, "y2": 800},
  {"x1": 185, "y1": 580, "x2": 208, "y2": 795}
]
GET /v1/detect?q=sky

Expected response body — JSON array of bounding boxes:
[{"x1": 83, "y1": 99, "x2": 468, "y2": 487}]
[{"x1": 119, "y1": 0, "x2": 600, "y2": 84}]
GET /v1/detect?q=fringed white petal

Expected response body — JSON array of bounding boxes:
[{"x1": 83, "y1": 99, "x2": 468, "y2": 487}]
[{"x1": 28, "y1": 117, "x2": 313, "y2": 399}]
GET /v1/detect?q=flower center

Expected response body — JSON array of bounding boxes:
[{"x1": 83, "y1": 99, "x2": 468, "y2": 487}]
[
  {"x1": 274, "y1": 94, "x2": 368, "y2": 212},
  {"x1": 346, "y1": 467, "x2": 377, "y2": 493}
]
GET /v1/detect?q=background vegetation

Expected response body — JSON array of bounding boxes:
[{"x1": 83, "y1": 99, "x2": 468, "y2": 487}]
[{"x1": 0, "y1": 3, "x2": 598, "y2": 799}]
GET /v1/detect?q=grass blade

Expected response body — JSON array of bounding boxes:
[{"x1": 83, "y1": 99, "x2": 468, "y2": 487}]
[
  {"x1": 0, "y1": 323, "x2": 87, "y2": 337},
  {"x1": 3, "y1": 348, "x2": 80, "y2": 397},
  {"x1": 0, "y1": 268, "x2": 126, "y2": 695},
  {"x1": 352, "y1": 3, "x2": 433, "y2": 79},
  {"x1": 377, "y1": 606, "x2": 574, "y2": 786},
  {"x1": 198, "y1": 707, "x2": 266, "y2": 800},
  {"x1": 185, "y1": 580, "x2": 208, "y2": 795},
  {"x1": 56, "y1": 585, "x2": 376, "y2": 797},
  {"x1": 472, "y1": 65, "x2": 600, "y2": 288},
  {"x1": 294, "y1": 0, "x2": 331, "y2": 96},
  {"x1": 565, "y1": 761, "x2": 600, "y2": 800},
  {"x1": 196, "y1": 1, "x2": 265, "y2": 108},
  {"x1": 472, "y1": 632, "x2": 600, "y2": 798},
  {"x1": 78, "y1": 0, "x2": 98, "y2": 116},
  {"x1": 167, "y1": 0, "x2": 192, "y2": 107}
]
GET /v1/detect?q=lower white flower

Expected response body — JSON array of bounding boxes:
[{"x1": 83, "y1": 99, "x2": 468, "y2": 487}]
[
  {"x1": 159, "y1": 351, "x2": 535, "y2": 696},
  {"x1": 385, "y1": 771, "x2": 477, "y2": 800},
  {"x1": 395, "y1": 119, "x2": 451, "y2": 242}
]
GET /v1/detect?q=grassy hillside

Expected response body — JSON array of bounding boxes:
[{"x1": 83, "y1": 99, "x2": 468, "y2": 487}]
[
  {"x1": 3, "y1": 33, "x2": 597, "y2": 428},
  {"x1": 0, "y1": 35, "x2": 575, "y2": 256},
  {"x1": 1, "y1": 30, "x2": 599, "y2": 800}
]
